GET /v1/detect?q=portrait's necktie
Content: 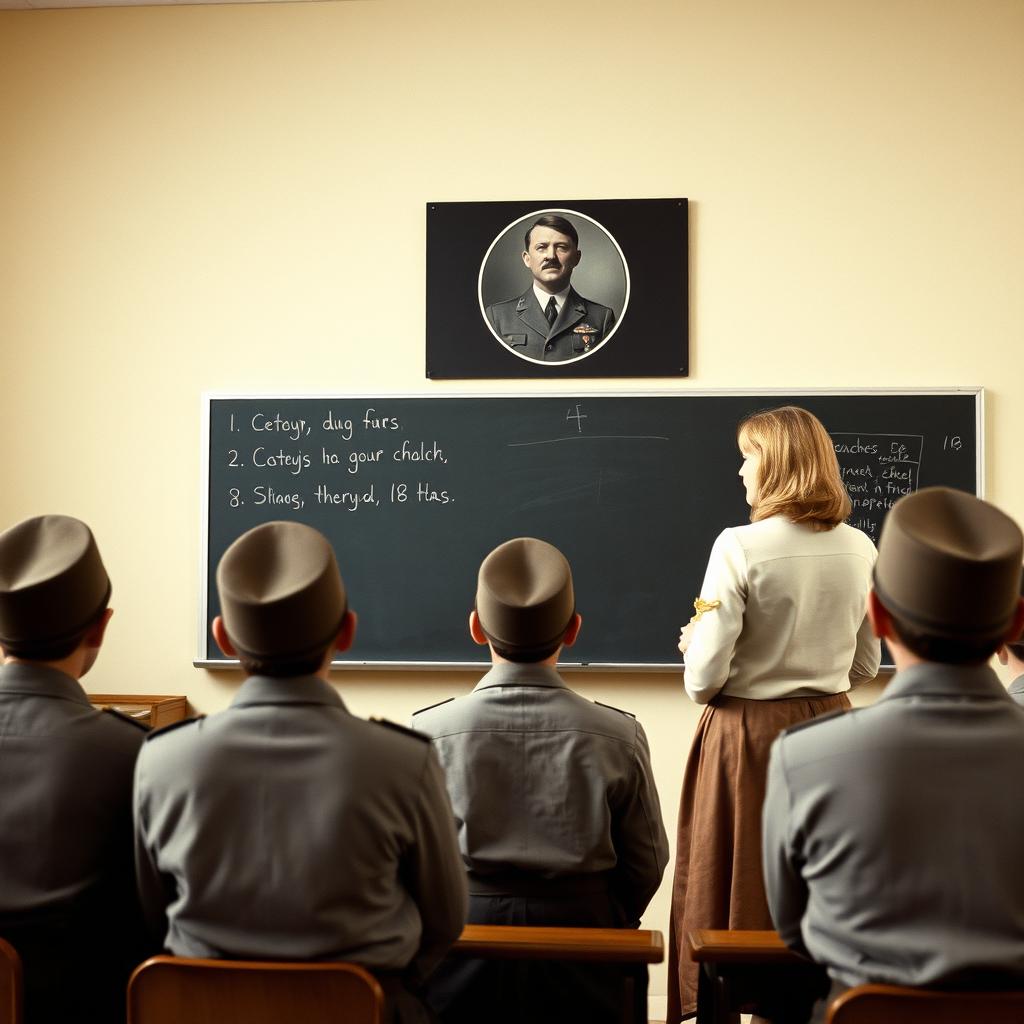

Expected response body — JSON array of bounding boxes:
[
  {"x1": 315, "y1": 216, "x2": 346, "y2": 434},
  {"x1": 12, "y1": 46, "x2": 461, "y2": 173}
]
[{"x1": 544, "y1": 296, "x2": 558, "y2": 327}]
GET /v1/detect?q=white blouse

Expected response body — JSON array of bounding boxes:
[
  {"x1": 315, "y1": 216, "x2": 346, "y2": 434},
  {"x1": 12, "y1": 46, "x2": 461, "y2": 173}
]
[{"x1": 683, "y1": 517, "x2": 880, "y2": 704}]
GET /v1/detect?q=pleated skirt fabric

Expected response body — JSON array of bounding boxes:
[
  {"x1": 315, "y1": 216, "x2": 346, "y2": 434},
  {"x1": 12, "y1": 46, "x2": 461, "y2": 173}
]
[{"x1": 665, "y1": 691, "x2": 851, "y2": 1022}]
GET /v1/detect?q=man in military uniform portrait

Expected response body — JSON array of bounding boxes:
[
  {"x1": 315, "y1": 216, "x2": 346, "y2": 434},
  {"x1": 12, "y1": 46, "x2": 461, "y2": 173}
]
[
  {"x1": 134, "y1": 521, "x2": 467, "y2": 1024},
  {"x1": 413, "y1": 537, "x2": 668, "y2": 1023},
  {"x1": 484, "y1": 214, "x2": 618, "y2": 363},
  {"x1": 0, "y1": 514, "x2": 152, "y2": 1024}
]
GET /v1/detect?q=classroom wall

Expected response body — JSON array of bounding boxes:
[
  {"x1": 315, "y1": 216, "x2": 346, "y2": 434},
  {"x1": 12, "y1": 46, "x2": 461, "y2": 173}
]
[{"x1": 2, "y1": 0, "x2": 1022, "y2": 1012}]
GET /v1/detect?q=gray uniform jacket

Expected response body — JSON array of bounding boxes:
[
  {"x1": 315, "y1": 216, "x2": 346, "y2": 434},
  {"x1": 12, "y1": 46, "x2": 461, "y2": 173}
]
[
  {"x1": 763, "y1": 662, "x2": 1024, "y2": 989},
  {"x1": 412, "y1": 663, "x2": 668, "y2": 926},
  {"x1": 134, "y1": 675, "x2": 467, "y2": 984},
  {"x1": 486, "y1": 287, "x2": 616, "y2": 362},
  {"x1": 0, "y1": 662, "x2": 149, "y2": 1022},
  {"x1": 1009, "y1": 674, "x2": 1024, "y2": 707}
]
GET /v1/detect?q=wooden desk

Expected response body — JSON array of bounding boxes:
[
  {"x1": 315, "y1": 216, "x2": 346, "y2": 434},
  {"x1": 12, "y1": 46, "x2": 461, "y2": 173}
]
[
  {"x1": 453, "y1": 924, "x2": 664, "y2": 963},
  {"x1": 451, "y1": 924, "x2": 663, "y2": 1024},
  {"x1": 689, "y1": 929, "x2": 796, "y2": 965},
  {"x1": 88, "y1": 694, "x2": 190, "y2": 730},
  {"x1": 688, "y1": 930, "x2": 826, "y2": 1024}
]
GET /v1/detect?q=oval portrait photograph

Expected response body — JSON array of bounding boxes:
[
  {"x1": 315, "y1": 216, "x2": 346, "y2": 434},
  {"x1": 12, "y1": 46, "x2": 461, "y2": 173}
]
[{"x1": 479, "y1": 209, "x2": 629, "y2": 366}]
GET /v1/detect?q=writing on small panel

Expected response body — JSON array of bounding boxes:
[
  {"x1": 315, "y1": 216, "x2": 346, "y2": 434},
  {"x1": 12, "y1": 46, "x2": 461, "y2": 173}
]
[
  {"x1": 833, "y1": 433, "x2": 922, "y2": 542},
  {"x1": 222, "y1": 407, "x2": 454, "y2": 513}
]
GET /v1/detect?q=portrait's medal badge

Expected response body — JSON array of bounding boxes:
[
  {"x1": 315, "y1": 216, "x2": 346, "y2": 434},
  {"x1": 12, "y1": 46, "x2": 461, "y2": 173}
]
[{"x1": 573, "y1": 324, "x2": 599, "y2": 351}]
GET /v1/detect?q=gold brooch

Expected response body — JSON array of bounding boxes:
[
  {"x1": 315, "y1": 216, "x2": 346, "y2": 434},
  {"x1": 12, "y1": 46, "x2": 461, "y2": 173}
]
[{"x1": 690, "y1": 598, "x2": 721, "y2": 622}]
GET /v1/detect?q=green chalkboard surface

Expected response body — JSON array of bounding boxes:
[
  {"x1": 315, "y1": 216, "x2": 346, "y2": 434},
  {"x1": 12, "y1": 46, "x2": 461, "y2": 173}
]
[{"x1": 200, "y1": 391, "x2": 981, "y2": 668}]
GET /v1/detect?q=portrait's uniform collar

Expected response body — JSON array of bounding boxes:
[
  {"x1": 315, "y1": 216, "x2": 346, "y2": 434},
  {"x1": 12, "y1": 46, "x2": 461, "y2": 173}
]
[
  {"x1": 473, "y1": 662, "x2": 570, "y2": 692},
  {"x1": 230, "y1": 674, "x2": 347, "y2": 710},
  {"x1": 531, "y1": 283, "x2": 571, "y2": 314},
  {"x1": 878, "y1": 661, "x2": 1011, "y2": 703},
  {"x1": 0, "y1": 661, "x2": 91, "y2": 705}
]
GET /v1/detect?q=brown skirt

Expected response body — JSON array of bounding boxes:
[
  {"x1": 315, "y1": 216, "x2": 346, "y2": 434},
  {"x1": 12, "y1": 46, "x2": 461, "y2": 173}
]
[{"x1": 665, "y1": 691, "x2": 851, "y2": 1022}]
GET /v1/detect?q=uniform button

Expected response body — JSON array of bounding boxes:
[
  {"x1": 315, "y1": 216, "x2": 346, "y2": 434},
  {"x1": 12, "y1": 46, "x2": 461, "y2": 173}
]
[{"x1": 545, "y1": 343, "x2": 552, "y2": 351}]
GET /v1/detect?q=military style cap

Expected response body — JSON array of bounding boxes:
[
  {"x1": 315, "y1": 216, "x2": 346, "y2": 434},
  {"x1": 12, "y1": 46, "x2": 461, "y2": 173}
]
[
  {"x1": 874, "y1": 487, "x2": 1023, "y2": 640},
  {"x1": 0, "y1": 515, "x2": 111, "y2": 649},
  {"x1": 476, "y1": 537, "x2": 574, "y2": 652},
  {"x1": 217, "y1": 521, "x2": 347, "y2": 658}
]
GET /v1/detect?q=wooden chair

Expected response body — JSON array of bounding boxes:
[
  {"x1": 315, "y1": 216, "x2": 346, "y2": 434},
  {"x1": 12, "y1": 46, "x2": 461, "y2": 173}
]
[
  {"x1": 827, "y1": 982, "x2": 1024, "y2": 1023},
  {"x1": 0, "y1": 938, "x2": 22, "y2": 1024},
  {"x1": 127, "y1": 955, "x2": 384, "y2": 1024}
]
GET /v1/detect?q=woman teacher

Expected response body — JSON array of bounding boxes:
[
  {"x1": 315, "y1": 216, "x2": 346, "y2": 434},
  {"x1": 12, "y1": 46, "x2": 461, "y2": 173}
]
[{"x1": 666, "y1": 406, "x2": 881, "y2": 1022}]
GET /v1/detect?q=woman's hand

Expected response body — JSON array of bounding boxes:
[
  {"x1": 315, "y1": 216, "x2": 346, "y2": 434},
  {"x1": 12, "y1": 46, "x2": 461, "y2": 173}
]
[{"x1": 678, "y1": 622, "x2": 696, "y2": 655}]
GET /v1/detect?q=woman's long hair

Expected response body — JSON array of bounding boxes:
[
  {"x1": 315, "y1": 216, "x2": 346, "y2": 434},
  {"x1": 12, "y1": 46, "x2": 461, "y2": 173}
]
[{"x1": 739, "y1": 406, "x2": 851, "y2": 530}]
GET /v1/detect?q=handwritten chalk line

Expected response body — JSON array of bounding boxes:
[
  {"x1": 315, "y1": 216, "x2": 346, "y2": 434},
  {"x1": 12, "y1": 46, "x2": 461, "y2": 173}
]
[
  {"x1": 831, "y1": 433, "x2": 925, "y2": 440},
  {"x1": 507, "y1": 435, "x2": 671, "y2": 447}
]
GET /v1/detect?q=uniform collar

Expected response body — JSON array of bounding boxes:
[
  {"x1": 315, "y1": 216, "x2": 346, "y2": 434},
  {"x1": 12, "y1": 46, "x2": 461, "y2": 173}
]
[
  {"x1": 878, "y1": 661, "x2": 1012, "y2": 703},
  {"x1": 473, "y1": 662, "x2": 570, "y2": 692},
  {"x1": 531, "y1": 282, "x2": 571, "y2": 313},
  {"x1": 0, "y1": 662, "x2": 92, "y2": 706},
  {"x1": 1009, "y1": 674, "x2": 1024, "y2": 697},
  {"x1": 230, "y1": 674, "x2": 347, "y2": 710}
]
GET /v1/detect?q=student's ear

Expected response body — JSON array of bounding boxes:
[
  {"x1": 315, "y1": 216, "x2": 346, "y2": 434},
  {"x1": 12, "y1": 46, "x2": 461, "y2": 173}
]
[
  {"x1": 561, "y1": 613, "x2": 582, "y2": 648},
  {"x1": 83, "y1": 607, "x2": 114, "y2": 650},
  {"x1": 212, "y1": 616, "x2": 238, "y2": 658},
  {"x1": 469, "y1": 610, "x2": 489, "y2": 647},
  {"x1": 334, "y1": 610, "x2": 357, "y2": 653},
  {"x1": 997, "y1": 645, "x2": 1009, "y2": 666},
  {"x1": 77, "y1": 608, "x2": 114, "y2": 678},
  {"x1": 866, "y1": 590, "x2": 892, "y2": 640},
  {"x1": 1003, "y1": 597, "x2": 1024, "y2": 646}
]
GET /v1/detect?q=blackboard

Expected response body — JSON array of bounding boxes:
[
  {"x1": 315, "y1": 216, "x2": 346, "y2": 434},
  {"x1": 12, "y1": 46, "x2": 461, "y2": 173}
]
[{"x1": 199, "y1": 391, "x2": 982, "y2": 669}]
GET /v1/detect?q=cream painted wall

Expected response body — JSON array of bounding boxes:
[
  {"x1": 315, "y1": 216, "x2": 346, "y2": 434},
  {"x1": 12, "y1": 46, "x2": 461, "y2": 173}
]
[{"x1": 2, "y1": 0, "x2": 1023, "y2": 1013}]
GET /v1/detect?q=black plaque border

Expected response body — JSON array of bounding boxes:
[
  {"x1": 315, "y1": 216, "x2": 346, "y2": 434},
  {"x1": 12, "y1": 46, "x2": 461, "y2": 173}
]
[{"x1": 426, "y1": 198, "x2": 688, "y2": 380}]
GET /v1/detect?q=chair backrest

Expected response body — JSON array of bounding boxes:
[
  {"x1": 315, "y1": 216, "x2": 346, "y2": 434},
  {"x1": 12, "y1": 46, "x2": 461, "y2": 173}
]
[
  {"x1": 0, "y1": 938, "x2": 23, "y2": 1024},
  {"x1": 827, "y1": 982, "x2": 1024, "y2": 1024},
  {"x1": 127, "y1": 955, "x2": 385, "y2": 1024}
]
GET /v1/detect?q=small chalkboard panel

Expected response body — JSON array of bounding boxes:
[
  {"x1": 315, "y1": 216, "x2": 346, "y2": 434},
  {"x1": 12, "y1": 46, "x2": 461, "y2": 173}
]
[{"x1": 200, "y1": 391, "x2": 981, "y2": 669}]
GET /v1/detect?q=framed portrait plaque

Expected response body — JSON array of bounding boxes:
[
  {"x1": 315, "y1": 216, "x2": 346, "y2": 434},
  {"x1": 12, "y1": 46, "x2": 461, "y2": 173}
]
[{"x1": 426, "y1": 198, "x2": 688, "y2": 379}]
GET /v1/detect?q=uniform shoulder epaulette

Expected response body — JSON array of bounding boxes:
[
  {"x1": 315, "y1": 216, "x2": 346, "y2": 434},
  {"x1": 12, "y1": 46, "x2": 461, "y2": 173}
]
[
  {"x1": 594, "y1": 700, "x2": 636, "y2": 719},
  {"x1": 412, "y1": 697, "x2": 454, "y2": 717},
  {"x1": 144, "y1": 715, "x2": 206, "y2": 742},
  {"x1": 780, "y1": 708, "x2": 850, "y2": 737},
  {"x1": 371, "y1": 717, "x2": 431, "y2": 743},
  {"x1": 102, "y1": 707, "x2": 150, "y2": 732}
]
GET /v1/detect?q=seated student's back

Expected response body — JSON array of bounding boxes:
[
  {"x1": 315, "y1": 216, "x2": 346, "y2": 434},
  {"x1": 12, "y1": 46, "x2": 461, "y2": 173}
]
[
  {"x1": 134, "y1": 521, "x2": 467, "y2": 1024},
  {"x1": 413, "y1": 537, "x2": 669, "y2": 1024},
  {"x1": 0, "y1": 515, "x2": 151, "y2": 1024},
  {"x1": 763, "y1": 488, "x2": 1024, "y2": 1021}
]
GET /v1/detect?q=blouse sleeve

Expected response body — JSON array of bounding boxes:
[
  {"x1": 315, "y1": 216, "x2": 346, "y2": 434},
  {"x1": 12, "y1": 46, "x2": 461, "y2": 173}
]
[
  {"x1": 849, "y1": 536, "x2": 881, "y2": 686},
  {"x1": 683, "y1": 529, "x2": 748, "y2": 704}
]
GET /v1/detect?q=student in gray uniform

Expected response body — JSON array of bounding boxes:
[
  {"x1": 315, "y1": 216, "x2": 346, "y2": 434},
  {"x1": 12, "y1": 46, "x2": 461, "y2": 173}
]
[
  {"x1": 413, "y1": 537, "x2": 669, "y2": 1024},
  {"x1": 134, "y1": 521, "x2": 467, "y2": 1024},
  {"x1": 0, "y1": 515, "x2": 151, "y2": 1024},
  {"x1": 762, "y1": 487, "x2": 1024, "y2": 1022}
]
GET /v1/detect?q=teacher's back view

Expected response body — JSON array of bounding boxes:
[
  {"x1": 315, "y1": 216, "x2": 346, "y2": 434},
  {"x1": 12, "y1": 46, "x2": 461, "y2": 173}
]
[{"x1": 666, "y1": 406, "x2": 881, "y2": 1022}]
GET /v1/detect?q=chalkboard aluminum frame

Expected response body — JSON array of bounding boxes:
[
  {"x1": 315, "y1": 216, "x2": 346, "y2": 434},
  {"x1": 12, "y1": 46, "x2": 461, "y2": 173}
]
[{"x1": 197, "y1": 388, "x2": 984, "y2": 672}]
